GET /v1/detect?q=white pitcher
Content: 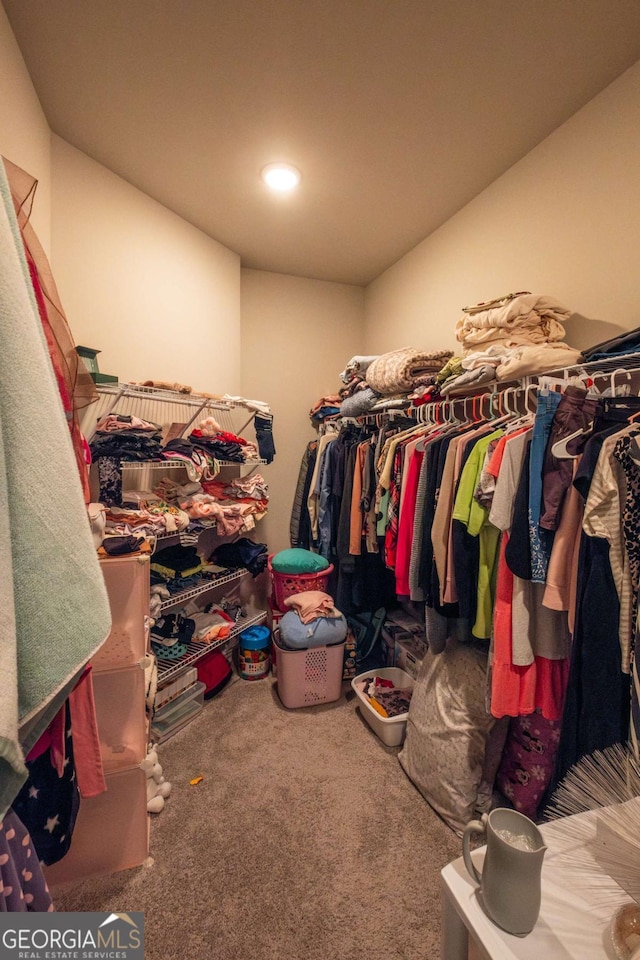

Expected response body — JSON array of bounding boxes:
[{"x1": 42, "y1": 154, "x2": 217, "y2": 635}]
[{"x1": 462, "y1": 807, "x2": 547, "y2": 936}]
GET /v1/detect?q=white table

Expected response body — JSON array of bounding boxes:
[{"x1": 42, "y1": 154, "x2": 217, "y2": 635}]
[{"x1": 441, "y1": 815, "x2": 630, "y2": 960}]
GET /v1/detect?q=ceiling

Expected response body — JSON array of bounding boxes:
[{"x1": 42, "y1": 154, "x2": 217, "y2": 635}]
[{"x1": 4, "y1": 1, "x2": 640, "y2": 286}]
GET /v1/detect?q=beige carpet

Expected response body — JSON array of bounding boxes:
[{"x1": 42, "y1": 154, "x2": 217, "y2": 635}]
[{"x1": 52, "y1": 674, "x2": 460, "y2": 960}]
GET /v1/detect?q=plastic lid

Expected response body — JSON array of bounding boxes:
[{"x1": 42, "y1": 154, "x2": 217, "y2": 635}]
[{"x1": 238, "y1": 625, "x2": 271, "y2": 649}]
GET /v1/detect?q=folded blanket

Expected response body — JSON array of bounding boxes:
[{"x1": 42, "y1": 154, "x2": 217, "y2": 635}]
[
  {"x1": 339, "y1": 355, "x2": 379, "y2": 384},
  {"x1": 455, "y1": 294, "x2": 571, "y2": 352},
  {"x1": 496, "y1": 343, "x2": 583, "y2": 380},
  {"x1": 460, "y1": 345, "x2": 510, "y2": 370},
  {"x1": 581, "y1": 324, "x2": 640, "y2": 360},
  {"x1": 284, "y1": 591, "x2": 341, "y2": 624},
  {"x1": 366, "y1": 348, "x2": 453, "y2": 395},
  {"x1": 340, "y1": 388, "x2": 379, "y2": 418},
  {"x1": 435, "y1": 356, "x2": 464, "y2": 384},
  {"x1": 440, "y1": 364, "x2": 497, "y2": 396}
]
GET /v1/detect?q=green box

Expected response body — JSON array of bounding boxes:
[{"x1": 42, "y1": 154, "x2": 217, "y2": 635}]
[{"x1": 76, "y1": 346, "x2": 118, "y2": 384}]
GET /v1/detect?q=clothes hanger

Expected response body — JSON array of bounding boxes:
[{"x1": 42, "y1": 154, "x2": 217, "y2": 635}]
[{"x1": 550, "y1": 425, "x2": 588, "y2": 460}]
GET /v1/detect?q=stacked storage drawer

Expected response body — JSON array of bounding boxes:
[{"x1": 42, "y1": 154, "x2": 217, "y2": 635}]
[
  {"x1": 151, "y1": 680, "x2": 206, "y2": 743},
  {"x1": 44, "y1": 555, "x2": 150, "y2": 885}
]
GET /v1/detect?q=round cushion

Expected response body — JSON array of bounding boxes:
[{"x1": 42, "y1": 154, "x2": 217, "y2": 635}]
[{"x1": 271, "y1": 548, "x2": 329, "y2": 575}]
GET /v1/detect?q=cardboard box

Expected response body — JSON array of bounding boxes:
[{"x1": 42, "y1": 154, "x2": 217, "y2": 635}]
[
  {"x1": 394, "y1": 636, "x2": 425, "y2": 681},
  {"x1": 343, "y1": 626, "x2": 357, "y2": 680},
  {"x1": 385, "y1": 609, "x2": 427, "y2": 655}
]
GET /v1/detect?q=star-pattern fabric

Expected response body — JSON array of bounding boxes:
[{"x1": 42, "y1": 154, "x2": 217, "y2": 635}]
[{"x1": 12, "y1": 706, "x2": 79, "y2": 866}]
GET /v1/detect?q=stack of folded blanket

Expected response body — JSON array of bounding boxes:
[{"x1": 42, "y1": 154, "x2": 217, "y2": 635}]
[
  {"x1": 278, "y1": 590, "x2": 348, "y2": 649},
  {"x1": 337, "y1": 348, "x2": 454, "y2": 417},
  {"x1": 437, "y1": 292, "x2": 583, "y2": 393}
]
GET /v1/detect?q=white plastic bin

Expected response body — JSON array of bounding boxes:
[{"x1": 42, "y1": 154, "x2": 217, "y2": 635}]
[{"x1": 351, "y1": 666, "x2": 415, "y2": 746}]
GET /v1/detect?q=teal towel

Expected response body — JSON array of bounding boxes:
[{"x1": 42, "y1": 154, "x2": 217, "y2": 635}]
[{"x1": 0, "y1": 159, "x2": 112, "y2": 818}]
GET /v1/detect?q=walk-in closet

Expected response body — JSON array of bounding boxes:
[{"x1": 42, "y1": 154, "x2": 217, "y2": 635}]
[{"x1": 3, "y1": 3, "x2": 640, "y2": 959}]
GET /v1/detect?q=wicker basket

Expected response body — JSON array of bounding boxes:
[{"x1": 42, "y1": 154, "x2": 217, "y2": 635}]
[{"x1": 268, "y1": 556, "x2": 334, "y2": 612}]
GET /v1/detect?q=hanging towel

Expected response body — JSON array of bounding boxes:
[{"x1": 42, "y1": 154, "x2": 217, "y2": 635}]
[{"x1": 0, "y1": 159, "x2": 111, "y2": 819}]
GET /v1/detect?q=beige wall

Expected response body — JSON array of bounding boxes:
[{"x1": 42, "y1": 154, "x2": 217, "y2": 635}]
[
  {"x1": 240, "y1": 269, "x2": 365, "y2": 554},
  {"x1": 0, "y1": 3, "x2": 50, "y2": 251},
  {"x1": 365, "y1": 60, "x2": 640, "y2": 356},
  {"x1": 51, "y1": 136, "x2": 242, "y2": 394}
]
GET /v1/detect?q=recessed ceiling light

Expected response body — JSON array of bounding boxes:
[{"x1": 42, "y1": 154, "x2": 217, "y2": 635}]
[{"x1": 261, "y1": 163, "x2": 301, "y2": 192}]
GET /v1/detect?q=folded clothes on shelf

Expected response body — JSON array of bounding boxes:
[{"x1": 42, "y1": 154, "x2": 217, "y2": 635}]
[{"x1": 209, "y1": 538, "x2": 268, "y2": 577}]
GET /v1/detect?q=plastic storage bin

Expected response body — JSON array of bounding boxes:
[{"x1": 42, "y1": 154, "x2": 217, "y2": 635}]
[
  {"x1": 238, "y1": 624, "x2": 271, "y2": 680},
  {"x1": 351, "y1": 666, "x2": 415, "y2": 747},
  {"x1": 268, "y1": 556, "x2": 334, "y2": 612},
  {"x1": 273, "y1": 634, "x2": 345, "y2": 708},
  {"x1": 43, "y1": 767, "x2": 148, "y2": 886},
  {"x1": 151, "y1": 681, "x2": 205, "y2": 743},
  {"x1": 92, "y1": 665, "x2": 147, "y2": 771},
  {"x1": 93, "y1": 555, "x2": 150, "y2": 667}
]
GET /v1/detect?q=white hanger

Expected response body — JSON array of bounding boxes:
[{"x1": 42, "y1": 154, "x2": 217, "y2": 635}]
[
  {"x1": 550, "y1": 425, "x2": 589, "y2": 460},
  {"x1": 609, "y1": 368, "x2": 632, "y2": 396}
]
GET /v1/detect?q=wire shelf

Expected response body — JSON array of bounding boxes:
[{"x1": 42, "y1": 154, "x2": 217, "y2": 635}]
[
  {"x1": 158, "y1": 568, "x2": 249, "y2": 610},
  {"x1": 155, "y1": 610, "x2": 269, "y2": 684},
  {"x1": 120, "y1": 458, "x2": 267, "y2": 470},
  {"x1": 121, "y1": 461, "x2": 189, "y2": 470},
  {"x1": 96, "y1": 382, "x2": 237, "y2": 410}
]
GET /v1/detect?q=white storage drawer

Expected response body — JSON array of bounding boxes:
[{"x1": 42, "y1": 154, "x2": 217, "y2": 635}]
[
  {"x1": 44, "y1": 767, "x2": 148, "y2": 886},
  {"x1": 92, "y1": 664, "x2": 147, "y2": 771},
  {"x1": 93, "y1": 554, "x2": 150, "y2": 668}
]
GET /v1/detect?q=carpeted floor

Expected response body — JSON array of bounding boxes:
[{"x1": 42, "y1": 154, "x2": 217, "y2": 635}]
[{"x1": 51, "y1": 674, "x2": 460, "y2": 960}]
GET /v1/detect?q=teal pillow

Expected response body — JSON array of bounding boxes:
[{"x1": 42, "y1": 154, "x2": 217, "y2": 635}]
[{"x1": 271, "y1": 548, "x2": 329, "y2": 575}]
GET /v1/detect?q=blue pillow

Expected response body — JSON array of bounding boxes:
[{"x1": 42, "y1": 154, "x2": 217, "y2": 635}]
[
  {"x1": 278, "y1": 610, "x2": 347, "y2": 649},
  {"x1": 271, "y1": 548, "x2": 329, "y2": 575}
]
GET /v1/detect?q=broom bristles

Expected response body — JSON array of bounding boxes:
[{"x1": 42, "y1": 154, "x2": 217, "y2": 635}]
[{"x1": 544, "y1": 743, "x2": 640, "y2": 906}]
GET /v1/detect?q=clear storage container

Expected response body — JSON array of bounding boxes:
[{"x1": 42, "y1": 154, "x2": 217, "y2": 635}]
[{"x1": 151, "y1": 681, "x2": 205, "y2": 743}]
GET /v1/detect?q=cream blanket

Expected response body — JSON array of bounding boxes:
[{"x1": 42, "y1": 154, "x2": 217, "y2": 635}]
[
  {"x1": 456, "y1": 294, "x2": 571, "y2": 352},
  {"x1": 366, "y1": 347, "x2": 453, "y2": 395}
]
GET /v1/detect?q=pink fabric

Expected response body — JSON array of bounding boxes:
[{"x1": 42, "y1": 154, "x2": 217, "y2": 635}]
[
  {"x1": 25, "y1": 706, "x2": 66, "y2": 776},
  {"x1": 496, "y1": 711, "x2": 562, "y2": 819},
  {"x1": 395, "y1": 446, "x2": 424, "y2": 596},
  {"x1": 68, "y1": 667, "x2": 107, "y2": 799},
  {"x1": 491, "y1": 534, "x2": 536, "y2": 718},
  {"x1": 543, "y1": 459, "x2": 583, "y2": 614},
  {"x1": 284, "y1": 591, "x2": 338, "y2": 624}
]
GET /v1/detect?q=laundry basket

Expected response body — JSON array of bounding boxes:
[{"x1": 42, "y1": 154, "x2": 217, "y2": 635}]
[
  {"x1": 272, "y1": 631, "x2": 344, "y2": 708},
  {"x1": 268, "y1": 556, "x2": 334, "y2": 612}
]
